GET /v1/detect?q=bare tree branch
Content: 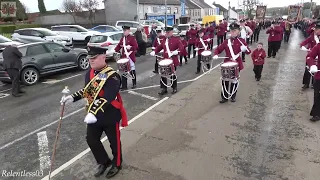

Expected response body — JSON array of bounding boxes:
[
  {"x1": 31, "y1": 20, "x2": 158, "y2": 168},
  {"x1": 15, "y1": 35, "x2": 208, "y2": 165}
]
[
  {"x1": 80, "y1": 0, "x2": 100, "y2": 23},
  {"x1": 61, "y1": 0, "x2": 83, "y2": 23},
  {"x1": 21, "y1": 2, "x2": 30, "y2": 14}
]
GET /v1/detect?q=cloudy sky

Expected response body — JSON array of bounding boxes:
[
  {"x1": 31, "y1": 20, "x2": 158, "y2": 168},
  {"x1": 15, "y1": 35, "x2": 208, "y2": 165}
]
[{"x1": 20, "y1": 0, "x2": 318, "y2": 13}]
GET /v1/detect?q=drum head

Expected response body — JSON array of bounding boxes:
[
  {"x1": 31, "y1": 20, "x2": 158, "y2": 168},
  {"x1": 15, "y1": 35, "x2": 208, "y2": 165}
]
[
  {"x1": 221, "y1": 61, "x2": 238, "y2": 67},
  {"x1": 201, "y1": 50, "x2": 212, "y2": 56},
  {"x1": 159, "y1": 59, "x2": 173, "y2": 66},
  {"x1": 117, "y1": 58, "x2": 129, "y2": 63}
]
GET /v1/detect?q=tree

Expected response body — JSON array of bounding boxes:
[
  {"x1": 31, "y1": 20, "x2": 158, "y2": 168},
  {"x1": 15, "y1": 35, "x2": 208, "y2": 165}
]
[
  {"x1": 61, "y1": 0, "x2": 82, "y2": 23},
  {"x1": 38, "y1": 0, "x2": 47, "y2": 13},
  {"x1": 80, "y1": 0, "x2": 100, "y2": 24}
]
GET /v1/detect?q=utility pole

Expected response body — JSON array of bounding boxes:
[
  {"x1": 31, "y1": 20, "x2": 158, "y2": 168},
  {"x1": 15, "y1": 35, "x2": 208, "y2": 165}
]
[
  {"x1": 310, "y1": 0, "x2": 313, "y2": 18},
  {"x1": 228, "y1": 1, "x2": 230, "y2": 20},
  {"x1": 137, "y1": 0, "x2": 139, "y2": 22},
  {"x1": 165, "y1": 0, "x2": 167, "y2": 28}
]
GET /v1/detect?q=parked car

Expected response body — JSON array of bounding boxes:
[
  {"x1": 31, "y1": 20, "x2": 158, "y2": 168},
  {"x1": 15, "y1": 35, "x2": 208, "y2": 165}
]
[
  {"x1": 0, "y1": 35, "x2": 23, "y2": 48},
  {"x1": 12, "y1": 28, "x2": 72, "y2": 46},
  {"x1": 140, "y1": 19, "x2": 172, "y2": 33},
  {"x1": 177, "y1": 24, "x2": 191, "y2": 36},
  {"x1": 90, "y1": 25, "x2": 121, "y2": 33},
  {"x1": 115, "y1": 21, "x2": 144, "y2": 34},
  {"x1": 51, "y1": 25, "x2": 101, "y2": 43},
  {"x1": 87, "y1": 32, "x2": 123, "y2": 60},
  {"x1": 0, "y1": 42, "x2": 88, "y2": 85}
]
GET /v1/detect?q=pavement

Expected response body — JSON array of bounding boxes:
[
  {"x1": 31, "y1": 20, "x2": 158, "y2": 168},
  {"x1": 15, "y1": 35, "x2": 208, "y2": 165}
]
[{"x1": 1, "y1": 29, "x2": 320, "y2": 180}]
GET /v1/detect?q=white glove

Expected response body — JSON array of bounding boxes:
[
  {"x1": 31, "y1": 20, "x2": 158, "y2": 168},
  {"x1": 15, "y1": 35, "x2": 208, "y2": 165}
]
[
  {"x1": 84, "y1": 113, "x2": 98, "y2": 124},
  {"x1": 152, "y1": 47, "x2": 155, "y2": 50},
  {"x1": 160, "y1": 49, "x2": 164, "y2": 53},
  {"x1": 126, "y1": 45, "x2": 132, "y2": 49},
  {"x1": 310, "y1": 65, "x2": 318, "y2": 73},
  {"x1": 172, "y1": 50, "x2": 179, "y2": 55},
  {"x1": 241, "y1": 45, "x2": 248, "y2": 52},
  {"x1": 213, "y1": 55, "x2": 218, "y2": 59},
  {"x1": 206, "y1": 38, "x2": 211, "y2": 41},
  {"x1": 60, "y1": 95, "x2": 73, "y2": 105},
  {"x1": 300, "y1": 46, "x2": 308, "y2": 51},
  {"x1": 246, "y1": 35, "x2": 250, "y2": 38},
  {"x1": 194, "y1": 48, "x2": 199, "y2": 51},
  {"x1": 150, "y1": 51, "x2": 155, "y2": 56}
]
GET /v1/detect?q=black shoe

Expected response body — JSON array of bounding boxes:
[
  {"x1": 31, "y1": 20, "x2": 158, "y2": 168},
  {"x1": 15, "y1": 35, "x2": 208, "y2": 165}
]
[
  {"x1": 120, "y1": 87, "x2": 128, "y2": 91},
  {"x1": 256, "y1": 78, "x2": 260, "y2": 81},
  {"x1": 272, "y1": 56, "x2": 275, "y2": 58},
  {"x1": 19, "y1": 90, "x2": 26, "y2": 94},
  {"x1": 219, "y1": 99, "x2": 228, "y2": 103},
  {"x1": 172, "y1": 88, "x2": 177, "y2": 94},
  {"x1": 267, "y1": 56, "x2": 271, "y2": 58},
  {"x1": 185, "y1": 62, "x2": 188, "y2": 64},
  {"x1": 310, "y1": 116, "x2": 320, "y2": 122},
  {"x1": 94, "y1": 163, "x2": 111, "y2": 177},
  {"x1": 153, "y1": 70, "x2": 158, "y2": 74},
  {"x1": 131, "y1": 84, "x2": 136, "y2": 89},
  {"x1": 12, "y1": 94, "x2": 22, "y2": 97},
  {"x1": 195, "y1": 71, "x2": 200, "y2": 74},
  {"x1": 302, "y1": 84, "x2": 309, "y2": 89},
  {"x1": 158, "y1": 89, "x2": 168, "y2": 95},
  {"x1": 242, "y1": 60, "x2": 245, "y2": 62},
  {"x1": 106, "y1": 166, "x2": 122, "y2": 179},
  {"x1": 231, "y1": 98, "x2": 236, "y2": 102}
]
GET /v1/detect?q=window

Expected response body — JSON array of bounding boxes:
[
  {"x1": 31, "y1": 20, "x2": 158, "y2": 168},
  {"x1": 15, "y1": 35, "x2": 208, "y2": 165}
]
[
  {"x1": 105, "y1": 26, "x2": 116, "y2": 32},
  {"x1": 93, "y1": 26, "x2": 106, "y2": 31},
  {"x1": 18, "y1": 47, "x2": 27, "y2": 56},
  {"x1": 198, "y1": 10, "x2": 200, "y2": 16},
  {"x1": 51, "y1": 26, "x2": 69, "y2": 31},
  {"x1": 174, "y1": 7, "x2": 178, "y2": 14},
  {"x1": 30, "y1": 30, "x2": 43, "y2": 37},
  {"x1": 167, "y1": 7, "x2": 171, "y2": 14},
  {"x1": 18, "y1": 30, "x2": 31, "y2": 36},
  {"x1": 0, "y1": 36, "x2": 12, "y2": 43},
  {"x1": 147, "y1": 6, "x2": 152, "y2": 13},
  {"x1": 89, "y1": 35, "x2": 109, "y2": 43},
  {"x1": 26, "y1": 45, "x2": 47, "y2": 56},
  {"x1": 45, "y1": 43, "x2": 65, "y2": 53},
  {"x1": 152, "y1": 7, "x2": 158, "y2": 13},
  {"x1": 110, "y1": 33, "x2": 123, "y2": 41},
  {"x1": 186, "y1": 10, "x2": 188, "y2": 15},
  {"x1": 37, "y1": 29, "x2": 57, "y2": 36}
]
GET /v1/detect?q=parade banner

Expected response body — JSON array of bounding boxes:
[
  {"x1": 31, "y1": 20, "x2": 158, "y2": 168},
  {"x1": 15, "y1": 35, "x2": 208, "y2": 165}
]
[
  {"x1": 0, "y1": 1, "x2": 16, "y2": 18},
  {"x1": 287, "y1": 5, "x2": 301, "y2": 23},
  {"x1": 256, "y1": 6, "x2": 266, "y2": 19}
]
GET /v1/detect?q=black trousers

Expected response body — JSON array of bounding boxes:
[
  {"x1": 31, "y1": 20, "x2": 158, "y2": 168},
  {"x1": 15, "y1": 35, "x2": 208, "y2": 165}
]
[
  {"x1": 217, "y1": 35, "x2": 224, "y2": 45},
  {"x1": 180, "y1": 55, "x2": 187, "y2": 64},
  {"x1": 223, "y1": 33, "x2": 227, "y2": 41},
  {"x1": 311, "y1": 80, "x2": 320, "y2": 117},
  {"x1": 253, "y1": 65, "x2": 263, "y2": 79},
  {"x1": 254, "y1": 30, "x2": 260, "y2": 42},
  {"x1": 268, "y1": 41, "x2": 278, "y2": 57},
  {"x1": 86, "y1": 122, "x2": 122, "y2": 166},
  {"x1": 284, "y1": 32, "x2": 290, "y2": 43},
  {"x1": 209, "y1": 39, "x2": 214, "y2": 50},
  {"x1": 242, "y1": 52, "x2": 246, "y2": 61},
  {"x1": 160, "y1": 66, "x2": 177, "y2": 90},
  {"x1": 246, "y1": 38, "x2": 250, "y2": 44},
  {"x1": 6, "y1": 68, "x2": 20, "y2": 95},
  {"x1": 221, "y1": 80, "x2": 238, "y2": 100},
  {"x1": 138, "y1": 42, "x2": 146, "y2": 55},
  {"x1": 188, "y1": 44, "x2": 196, "y2": 58},
  {"x1": 122, "y1": 70, "x2": 136, "y2": 88},
  {"x1": 303, "y1": 66, "x2": 314, "y2": 86},
  {"x1": 154, "y1": 57, "x2": 159, "y2": 72},
  {"x1": 197, "y1": 55, "x2": 210, "y2": 72}
]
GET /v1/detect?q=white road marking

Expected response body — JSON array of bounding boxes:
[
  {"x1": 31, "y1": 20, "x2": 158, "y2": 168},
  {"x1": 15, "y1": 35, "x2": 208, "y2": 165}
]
[
  {"x1": 193, "y1": 63, "x2": 222, "y2": 81},
  {"x1": 0, "y1": 93, "x2": 10, "y2": 99},
  {"x1": 37, "y1": 131, "x2": 51, "y2": 171},
  {"x1": 0, "y1": 88, "x2": 11, "y2": 93},
  {"x1": 127, "y1": 90, "x2": 158, "y2": 101},
  {"x1": 42, "y1": 74, "x2": 82, "y2": 84},
  {"x1": 0, "y1": 108, "x2": 85, "y2": 151},
  {"x1": 40, "y1": 97, "x2": 169, "y2": 180},
  {"x1": 0, "y1": 84, "x2": 6, "y2": 87}
]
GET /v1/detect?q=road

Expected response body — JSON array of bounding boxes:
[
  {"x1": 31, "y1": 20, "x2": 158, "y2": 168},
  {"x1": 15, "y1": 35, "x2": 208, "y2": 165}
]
[
  {"x1": 0, "y1": 38, "x2": 223, "y2": 180},
  {"x1": 2, "y1": 30, "x2": 318, "y2": 180}
]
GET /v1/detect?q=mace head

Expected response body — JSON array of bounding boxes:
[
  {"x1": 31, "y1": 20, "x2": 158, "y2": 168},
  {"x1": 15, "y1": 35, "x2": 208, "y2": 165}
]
[{"x1": 62, "y1": 86, "x2": 70, "y2": 94}]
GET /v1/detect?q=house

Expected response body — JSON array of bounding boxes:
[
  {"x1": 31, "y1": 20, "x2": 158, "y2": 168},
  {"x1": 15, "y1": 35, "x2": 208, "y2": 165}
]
[
  {"x1": 213, "y1": 3, "x2": 228, "y2": 18},
  {"x1": 139, "y1": 0, "x2": 181, "y2": 25},
  {"x1": 185, "y1": 0, "x2": 202, "y2": 22},
  {"x1": 196, "y1": 0, "x2": 216, "y2": 16}
]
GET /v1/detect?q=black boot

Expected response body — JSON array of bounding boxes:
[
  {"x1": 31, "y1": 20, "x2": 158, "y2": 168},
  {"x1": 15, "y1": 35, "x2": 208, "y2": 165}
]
[
  {"x1": 172, "y1": 88, "x2": 177, "y2": 94},
  {"x1": 158, "y1": 89, "x2": 168, "y2": 95},
  {"x1": 219, "y1": 99, "x2": 228, "y2": 103},
  {"x1": 231, "y1": 98, "x2": 236, "y2": 102},
  {"x1": 131, "y1": 70, "x2": 137, "y2": 89},
  {"x1": 302, "y1": 84, "x2": 309, "y2": 90},
  {"x1": 310, "y1": 116, "x2": 320, "y2": 122},
  {"x1": 94, "y1": 162, "x2": 111, "y2": 177},
  {"x1": 106, "y1": 166, "x2": 122, "y2": 179}
]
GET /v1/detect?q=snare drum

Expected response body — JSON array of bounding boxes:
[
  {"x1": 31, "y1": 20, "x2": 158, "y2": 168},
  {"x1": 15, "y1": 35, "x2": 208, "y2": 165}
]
[
  {"x1": 220, "y1": 61, "x2": 239, "y2": 81},
  {"x1": 158, "y1": 59, "x2": 175, "y2": 76},
  {"x1": 201, "y1": 50, "x2": 212, "y2": 64},
  {"x1": 117, "y1": 58, "x2": 131, "y2": 72}
]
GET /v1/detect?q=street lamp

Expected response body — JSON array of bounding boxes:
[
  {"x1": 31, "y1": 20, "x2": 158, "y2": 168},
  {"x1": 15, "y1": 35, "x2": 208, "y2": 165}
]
[{"x1": 165, "y1": 0, "x2": 167, "y2": 28}]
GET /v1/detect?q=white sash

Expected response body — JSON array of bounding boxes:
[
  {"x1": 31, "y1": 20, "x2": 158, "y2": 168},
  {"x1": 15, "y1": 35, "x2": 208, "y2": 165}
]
[
  {"x1": 227, "y1": 39, "x2": 240, "y2": 61},
  {"x1": 157, "y1": 38, "x2": 160, "y2": 45},
  {"x1": 122, "y1": 36, "x2": 135, "y2": 70},
  {"x1": 315, "y1": 35, "x2": 319, "y2": 44},
  {"x1": 200, "y1": 38, "x2": 207, "y2": 50},
  {"x1": 165, "y1": 38, "x2": 173, "y2": 57}
]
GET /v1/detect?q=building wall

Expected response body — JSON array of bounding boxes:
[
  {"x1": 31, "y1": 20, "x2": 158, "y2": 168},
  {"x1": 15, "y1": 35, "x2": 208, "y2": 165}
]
[
  {"x1": 204, "y1": 8, "x2": 215, "y2": 16},
  {"x1": 186, "y1": 8, "x2": 202, "y2": 21},
  {"x1": 139, "y1": 4, "x2": 181, "y2": 22},
  {"x1": 104, "y1": 0, "x2": 137, "y2": 24}
]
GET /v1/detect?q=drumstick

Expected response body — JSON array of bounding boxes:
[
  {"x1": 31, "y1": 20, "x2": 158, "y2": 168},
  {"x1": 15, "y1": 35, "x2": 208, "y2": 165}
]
[{"x1": 155, "y1": 55, "x2": 164, "y2": 58}]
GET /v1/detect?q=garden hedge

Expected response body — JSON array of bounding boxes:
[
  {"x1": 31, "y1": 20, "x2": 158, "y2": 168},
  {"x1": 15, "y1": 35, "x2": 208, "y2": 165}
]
[{"x1": 0, "y1": 24, "x2": 41, "y2": 33}]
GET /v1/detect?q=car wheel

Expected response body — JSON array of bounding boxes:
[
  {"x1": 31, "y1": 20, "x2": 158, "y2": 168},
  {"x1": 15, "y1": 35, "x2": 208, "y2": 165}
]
[
  {"x1": 78, "y1": 55, "x2": 89, "y2": 70},
  {"x1": 21, "y1": 67, "x2": 39, "y2": 86}
]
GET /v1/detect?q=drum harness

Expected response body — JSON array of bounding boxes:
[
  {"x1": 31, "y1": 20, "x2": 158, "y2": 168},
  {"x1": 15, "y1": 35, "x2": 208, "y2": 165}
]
[{"x1": 116, "y1": 36, "x2": 136, "y2": 80}]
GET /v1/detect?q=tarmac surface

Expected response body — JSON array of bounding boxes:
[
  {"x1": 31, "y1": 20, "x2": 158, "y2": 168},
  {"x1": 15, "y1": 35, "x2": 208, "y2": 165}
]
[{"x1": 1, "y1": 29, "x2": 320, "y2": 180}]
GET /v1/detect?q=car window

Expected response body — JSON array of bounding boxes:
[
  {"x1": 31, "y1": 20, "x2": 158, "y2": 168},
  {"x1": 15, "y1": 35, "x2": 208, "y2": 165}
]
[
  {"x1": 89, "y1": 35, "x2": 109, "y2": 43},
  {"x1": 105, "y1": 26, "x2": 114, "y2": 32},
  {"x1": 131, "y1": 23, "x2": 139, "y2": 28},
  {"x1": 17, "y1": 30, "x2": 31, "y2": 36},
  {"x1": 94, "y1": 26, "x2": 105, "y2": 31},
  {"x1": 178, "y1": 25, "x2": 189, "y2": 31},
  {"x1": 26, "y1": 45, "x2": 48, "y2": 56},
  {"x1": 117, "y1": 22, "x2": 126, "y2": 27},
  {"x1": 110, "y1": 33, "x2": 123, "y2": 41},
  {"x1": 0, "y1": 36, "x2": 12, "y2": 43},
  {"x1": 17, "y1": 47, "x2": 27, "y2": 56},
  {"x1": 30, "y1": 30, "x2": 43, "y2": 37},
  {"x1": 45, "y1": 43, "x2": 65, "y2": 53},
  {"x1": 69, "y1": 27, "x2": 79, "y2": 32},
  {"x1": 51, "y1": 26, "x2": 69, "y2": 31}
]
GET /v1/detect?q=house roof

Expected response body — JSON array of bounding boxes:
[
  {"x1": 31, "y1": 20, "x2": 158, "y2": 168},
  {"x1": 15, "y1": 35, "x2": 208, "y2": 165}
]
[
  {"x1": 185, "y1": 0, "x2": 201, "y2": 9},
  {"x1": 192, "y1": 0, "x2": 212, "y2": 8},
  {"x1": 138, "y1": 0, "x2": 180, "y2": 5},
  {"x1": 213, "y1": 3, "x2": 227, "y2": 11}
]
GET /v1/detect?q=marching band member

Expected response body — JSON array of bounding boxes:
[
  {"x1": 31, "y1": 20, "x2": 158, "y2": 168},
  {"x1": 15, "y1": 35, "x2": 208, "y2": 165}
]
[
  {"x1": 300, "y1": 21, "x2": 320, "y2": 89},
  {"x1": 114, "y1": 26, "x2": 138, "y2": 90},
  {"x1": 195, "y1": 29, "x2": 210, "y2": 74},
  {"x1": 266, "y1": 21, "x2": 282, "y2": 58},
  {"x1": 152, "y1": 29, "x2": 166, "y2": 73},
  {"x1": 223, "y1": 18, "x2": 228, "y2": 41},
  {"x1": 239, "y1": 19, "x2": 253, "y2": 62},
  {"x1": 251, "y1": 42, "x2": 266, "y2": 81},
  {"x1": 186, "y1": 24, "x2": 198, "y2": 58},
  {"x1": 207, "y1": 22, "x2": 215, "y2": 50},
  {"x1": 306, "y1": 40, "x2": 320, "y2": 122},
  {"x1": 213, "y1": 23, "x2": 251, "y2": 103},
  {"x1": 60, "y1": 46, "x2": 128, "y2": 178},
  {"x1": 249, "y1": 19, "x2": 256, "y2": 44},
  {"x1": 217, "y1": 20, "x2": 225, "y2": 45},
  {"x1": 150, "y1": 27, "x2": 184, "y2": 95},
  {"x1": 179, "y1": 34, "x2": 188, "y2": 65}
]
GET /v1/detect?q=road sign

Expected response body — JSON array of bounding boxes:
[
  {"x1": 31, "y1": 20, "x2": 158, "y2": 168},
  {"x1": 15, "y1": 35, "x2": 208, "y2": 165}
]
[{"x1": 181, "y1": 0, "x2": 185, "y2": 16}]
